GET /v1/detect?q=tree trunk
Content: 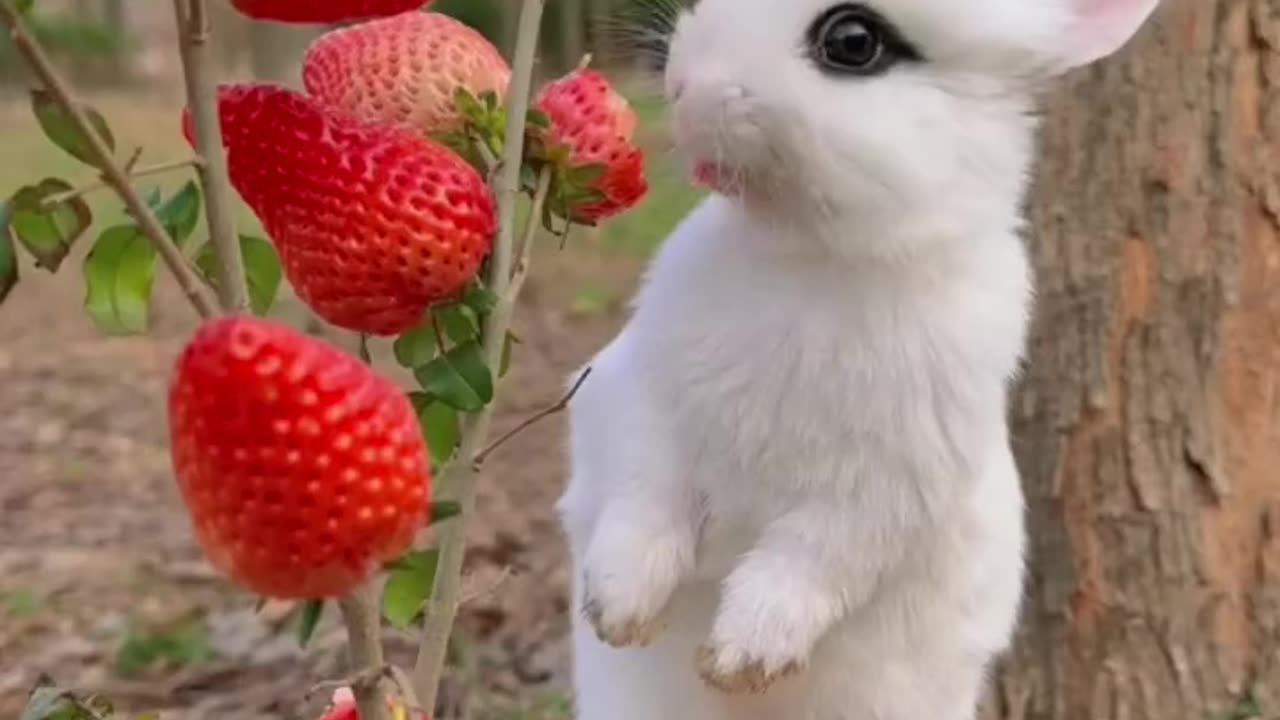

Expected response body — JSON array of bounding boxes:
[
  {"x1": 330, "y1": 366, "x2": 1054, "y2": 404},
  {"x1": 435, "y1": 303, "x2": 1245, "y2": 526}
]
[{"x1": 985, "y1": 1, "x2": 1280, "y2": 719}]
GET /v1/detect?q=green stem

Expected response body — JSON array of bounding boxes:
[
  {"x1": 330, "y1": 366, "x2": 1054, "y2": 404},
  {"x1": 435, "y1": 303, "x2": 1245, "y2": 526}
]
[
  {"x1": 172, "y1": 0, "x2": 249, "y2": 313},
  {"x1": 410, "y1": 0, "x2": 548, "y2": 707}
]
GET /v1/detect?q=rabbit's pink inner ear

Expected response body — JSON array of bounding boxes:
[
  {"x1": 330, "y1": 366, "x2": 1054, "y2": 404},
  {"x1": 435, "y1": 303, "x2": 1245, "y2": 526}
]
[{"x1": 1059, "y1": 0, "x2": 1160, "y2": 68}]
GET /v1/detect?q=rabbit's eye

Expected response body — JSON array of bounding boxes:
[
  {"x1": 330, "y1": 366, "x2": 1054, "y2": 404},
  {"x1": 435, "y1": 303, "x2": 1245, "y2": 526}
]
[{"x1": 809, "y1": 4, "x2": 921, "y2": 76}]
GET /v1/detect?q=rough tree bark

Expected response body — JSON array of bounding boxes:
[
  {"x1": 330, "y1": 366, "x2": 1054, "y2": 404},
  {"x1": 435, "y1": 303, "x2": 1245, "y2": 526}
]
[{"x1": 984, "y1": 0, "x2": 1280, "y2": 718}]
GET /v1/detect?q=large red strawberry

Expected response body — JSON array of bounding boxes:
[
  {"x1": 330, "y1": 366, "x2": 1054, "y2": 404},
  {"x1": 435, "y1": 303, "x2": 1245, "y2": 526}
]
[
  {"x1": 534, "y1": 68, "x2": 647, "y2": 223},
  {"x1": 182, "y1": 83, "x2": 496, "y2": 336},
  {"x1": 231, "y1": 0, "x2": 429, "y2": 23},
  {"x1": 303, "y1": 12, "x2": 510, "y2": 136},
  {"x1": 169, "y1": 315, "x2": 430, "y2": 600}
]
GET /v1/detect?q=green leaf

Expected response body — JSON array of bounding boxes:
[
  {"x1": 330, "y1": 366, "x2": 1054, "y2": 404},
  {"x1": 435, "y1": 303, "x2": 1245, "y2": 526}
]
[
  {"x1": 435, "y1": 304, "x2": 477, "y2": 344},
  {"x1": 453, "y1": 86, "x2": 485, "y2": 126},
  {"x1": 7, "y1": 179, "x2": 93, "y2": 271},
  {"x1": 564, "y1": 162, "x2": 607, "y2": 190},
  {"x1": 416, "y1": 398, "x2": 458, "y2": 465},
  {"x1": 429, "y1": 500, "x2": 462, "y2": 525},
  {"x1": 462, "y1": 283, "x2": 498, "y2": 317},
  {"x1": 479, "y1": 90, "x2": 499, "y2": 111},
  {"x1": 83, "y1": 224, "x2": 156, "y2": 335},
  {"x1": 240, "y1": 236, "x2": 282, "y2": 315},
  {"x1": 382, "y1": 550, "x2": 438, "y2": 628},
  {"x1": 154, "y1": 181, "x2": 201, "y2": 249},
  {"x1": 298, "y1": 599, "x2": 324, "y2": 648},
  {"x1": 394, "y1": 321, "x2": 436, "y2": 369},
  {"x1": 16, "y1": 0, "x2": 35, "y2": 13},
  {"x1": 194, "y1": 235, "x2": 282, "y2": 316},
  {"x1": 0, "y1": 204, "x2": 18, "y2": 304},
  {"x1": 30, "y1": 88, "x2": 115, "y2": 167},
  {"x1": 525, "y1": 108, "x2": 550, "y2": 129},
  {"x1": 413, "y1": 340, "x2": 493, "y2": 412},
  {"x1": 114, "y1": 619, "x2": 211, "y2": 678}
]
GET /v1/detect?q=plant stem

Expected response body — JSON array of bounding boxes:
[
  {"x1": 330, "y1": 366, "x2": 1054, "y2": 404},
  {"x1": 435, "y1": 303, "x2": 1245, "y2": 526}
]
[
  {"x1": 42, "y1": 158, "x2": 202, "y2": 207},
  {"x1": 337, "y1": 581, "x2": 392, "y2": 720},
  {"x1": 172, "y1": 0, "x2": 248, "y2": 314},
  {"x1": 410, "y1": 0, "x2": 547, "y2": 707},
  {"x1": 0, "y1": 0, "x2": 218, "y2": 320},
  {"x1": 473, "y1": 364, "x2": 590, "y2": 468}
]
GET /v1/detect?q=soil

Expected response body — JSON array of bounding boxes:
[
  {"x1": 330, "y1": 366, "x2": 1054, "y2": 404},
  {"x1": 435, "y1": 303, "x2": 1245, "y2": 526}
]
[{"x1": 0, "y1": 209, "x2": 649, "y2": 719}]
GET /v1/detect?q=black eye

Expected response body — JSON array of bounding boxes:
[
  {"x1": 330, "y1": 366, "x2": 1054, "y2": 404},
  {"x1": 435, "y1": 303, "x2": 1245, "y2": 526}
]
[{"x1": 808, "y1": 4, "x2": 921, "y2": 76}]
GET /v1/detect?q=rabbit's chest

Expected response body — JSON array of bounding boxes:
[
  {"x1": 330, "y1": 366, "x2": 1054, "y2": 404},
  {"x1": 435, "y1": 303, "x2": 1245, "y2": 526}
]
[{"x1": 646, "y1": 279, "x2": 965, "y2": 516}]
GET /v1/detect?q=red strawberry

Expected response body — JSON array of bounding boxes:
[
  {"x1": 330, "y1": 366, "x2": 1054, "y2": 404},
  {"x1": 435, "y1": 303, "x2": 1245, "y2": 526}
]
[
  {"x1": 534, "y1": 68, "x2": 647, "y2": 223},
  {"x1": 169, "y1": 315, "x2": 430, "y2": 600},
  {"x1": 319, "y1": 687, "x2": 428, "y2": 720},
  {"x1": 231, "y1": 0, "x2": 429, "y2": 23},
  {"x1": 303, "y1": 12, "x2": 511, "y2": 136},
  {"x1": 182, "y1": 83, "x2": 496, "y2": 336}
]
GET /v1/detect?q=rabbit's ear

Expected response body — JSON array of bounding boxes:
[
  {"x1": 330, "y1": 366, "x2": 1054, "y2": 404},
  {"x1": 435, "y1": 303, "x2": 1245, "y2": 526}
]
[{"x1": 1055, "y1": 0, "x2": 1160, "y2": 68}]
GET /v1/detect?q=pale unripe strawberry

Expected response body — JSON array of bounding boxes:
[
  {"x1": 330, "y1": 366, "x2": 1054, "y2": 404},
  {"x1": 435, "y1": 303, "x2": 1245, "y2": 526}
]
[
  {"x1": 169, "y1": 315, "x2": 431, "y2": 600},
  {"x1": 303, "y1": 12, "x2": 511, "y2": 136},
  {"x1": 534, "y1": 68, "x2": 647, "y2": 223}
]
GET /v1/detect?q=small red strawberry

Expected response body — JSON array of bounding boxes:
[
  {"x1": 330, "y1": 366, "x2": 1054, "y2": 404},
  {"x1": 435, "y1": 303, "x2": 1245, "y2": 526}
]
[
  {"x1": 303, "y1": 12, "x2": 511, "y2": 136},
  {"x1": 169, "y1": 315, "x2": 430, "y2": 600},
  {"x1": 182, "y1": 83, "x2": 496, "y2": 336},
  {"x1": 319, "y1": 687, "x2": 428, "y2": 720},
  {"x1": 231, "y1": 0, "x2": 429, "y2": 23},
  {"x1": 534, "y1": 68, "x2": 647, "y2": 223}
]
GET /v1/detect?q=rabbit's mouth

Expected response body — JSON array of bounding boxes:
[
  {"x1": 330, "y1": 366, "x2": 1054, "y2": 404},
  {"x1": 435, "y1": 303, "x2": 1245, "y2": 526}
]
[{"x1": 692, "y1": 160, "x2": 743, "y2": 196}]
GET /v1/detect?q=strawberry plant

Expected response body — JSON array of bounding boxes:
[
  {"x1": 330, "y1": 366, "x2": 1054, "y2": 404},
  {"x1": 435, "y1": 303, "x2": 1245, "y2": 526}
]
[{"x1": 0, "y1": 1, "x2": 648, "y2": 719}]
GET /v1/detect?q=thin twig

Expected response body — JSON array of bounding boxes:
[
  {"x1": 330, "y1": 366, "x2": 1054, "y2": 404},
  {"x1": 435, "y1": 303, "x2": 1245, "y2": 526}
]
[
  {"x1": 411, "y1": 0, "x2": 548, "y2": 708},
  {"x1": 337, "y1": 581, "x2": 392, "y2": 720},
  {"x1": 0, "y1": 0, "x2": 218, "y2": 320},
  {"x1": 512, "y1": 166, "x2": 552, "y2": 277},
  {"x1": 473, "y1": 366, "x2": 591, "y2": 467},
  {"x1": 172, "y1": 0, "x2": 248, "y2": 313},
  {"x1": 42, "y1": 158, "x2": 201, "y2": 207}
]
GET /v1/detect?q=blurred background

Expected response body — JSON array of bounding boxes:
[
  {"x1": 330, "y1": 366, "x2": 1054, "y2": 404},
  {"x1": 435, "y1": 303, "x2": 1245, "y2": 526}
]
[{"x1": 2, "y1": 2, "x2": 1278, "y2": 720}]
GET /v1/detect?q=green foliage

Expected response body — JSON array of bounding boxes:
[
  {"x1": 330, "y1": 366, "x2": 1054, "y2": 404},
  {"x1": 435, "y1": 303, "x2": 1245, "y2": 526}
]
[
  {"x1": 411, "y1": 393, "x2": 460, "y2": 466},
  {"x1": 297, "y1": 599, "x2": 324, "y2": 648},
  {"x1": 151, "y1": 181, "x2": 201, "y2": 250},
  {"x1": 83, "y1": 224, "x2": 155, "y2": 335},
  {"x1": 0, "y1": 202, "x2": 20, "y2": 303},
  {"x1": 0, "y1": 13, "x2": 129, "y2": 86},
  {"x1": 394, "y1": 321, "x2": 438, "y2": 369},
  {"x1": 414, "y1": 340, "x2": 494, "y2": 412},
  {"x1": 1215, "y1": 689, "x2": 1264, "y2": 720},
  {"x1": 29, "y1": 89, "x2": 114, "y2": 168},
  {"x1": 6, "y1": 178, "x2": 92, "y2": 271},
  {"x1": 429, "y1": 501, "x2": 462, "y2": 524},
  {"x1": 383, "y1": 550, "x2": 439, "y2": 628},
  {"x1": 3, "y1": 589, "x2": 43, "y2": 618},
  {"x1": 194, "y1": 235, "x2": 283, "y2": 316},
  {"x1": 20, "y1": 681, "x2": 114, "y2": 720},
  {"x1": 113, "y1": 618, "x2": 212, "y2": 678}
]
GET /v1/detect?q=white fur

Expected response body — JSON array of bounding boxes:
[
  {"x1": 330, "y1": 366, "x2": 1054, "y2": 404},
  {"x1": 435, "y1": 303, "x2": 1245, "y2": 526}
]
[{"x1": 557, "y1": 1, "x2": 1159, "y2": 718}]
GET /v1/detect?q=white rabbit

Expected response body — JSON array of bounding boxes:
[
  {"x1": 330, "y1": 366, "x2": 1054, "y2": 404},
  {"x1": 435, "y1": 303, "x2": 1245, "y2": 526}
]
[{"x1": 556, "y1": 1, "x2": 1159, "y2": 718}]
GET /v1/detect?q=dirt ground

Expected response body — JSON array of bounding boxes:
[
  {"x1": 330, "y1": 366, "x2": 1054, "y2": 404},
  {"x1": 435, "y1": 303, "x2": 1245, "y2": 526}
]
[{"x1": 0, "y1": 182, "x2": 652, "y2": 719}]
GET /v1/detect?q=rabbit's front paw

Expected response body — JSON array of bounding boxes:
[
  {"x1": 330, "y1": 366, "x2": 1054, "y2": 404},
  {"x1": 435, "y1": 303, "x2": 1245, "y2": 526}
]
[
  {"x1": 696, "y1": 557, "x2": 842, "y2": 694},
  {"x1": 695, "y1": 620, "x2": 806, "y2": 695},
  {"x1": 580, "y1": 517, "x2": 694, "y2": 648}
]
